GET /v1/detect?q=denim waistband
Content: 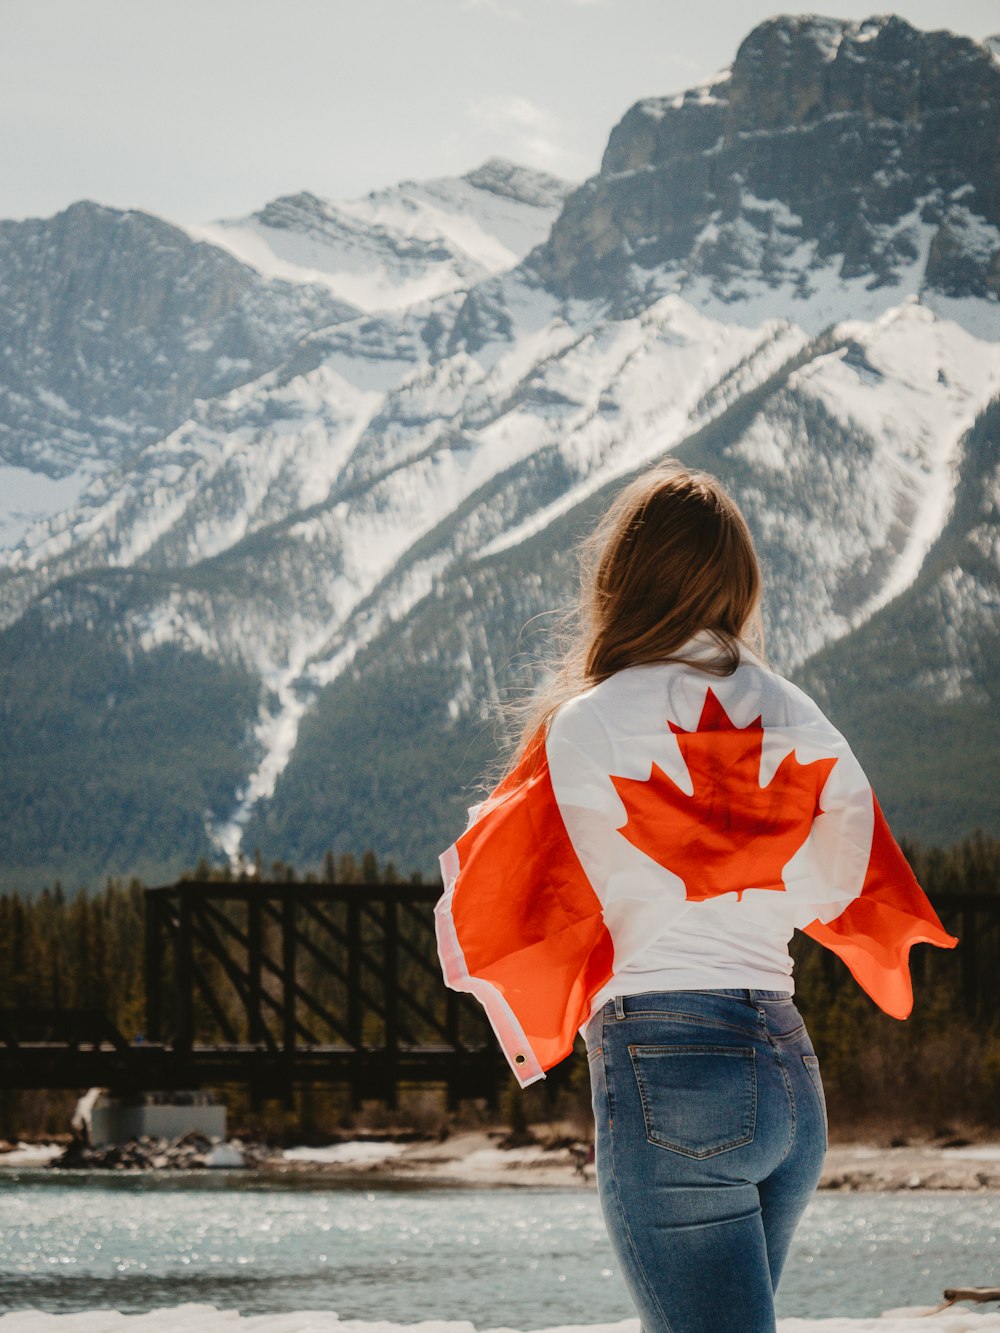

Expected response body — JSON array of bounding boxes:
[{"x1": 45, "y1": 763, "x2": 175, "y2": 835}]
[
  {"x1": 606, "y1": 990, "x2": 796, "y2": 1026},
  {"x1": 612, "y1": 988, "x2": 793, "y2": 1008},
  {"x1": 692, "y1": 988, "x2": 793, "y2": 1001}
]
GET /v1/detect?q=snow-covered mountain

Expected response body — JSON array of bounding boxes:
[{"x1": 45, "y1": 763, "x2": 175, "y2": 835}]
[
  {"x1": 187, "y1": 159, "x2": 571, "y2": 313},
  {"x1": 534, "y1": 15, "x2": 1000, "y2": 339},
  {"x1": 1, "y1": 15, "x2": 998, "y2": 891},
  {"x1": 0, "y1": 202, "x2": 356, "y2": 546},
  {"x1": 0, "y1": 160, "x2": 568, "y2": 549}
]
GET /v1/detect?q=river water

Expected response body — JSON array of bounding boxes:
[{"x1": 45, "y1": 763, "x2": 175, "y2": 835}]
[{"x1": 0, "y1": 1173, "x2": 997, "y2": 1327}]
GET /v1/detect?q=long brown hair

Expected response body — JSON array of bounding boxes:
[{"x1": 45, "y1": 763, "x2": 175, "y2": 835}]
[{"x1": 512, "y1": 461, "x2": 764, "y2": 756}]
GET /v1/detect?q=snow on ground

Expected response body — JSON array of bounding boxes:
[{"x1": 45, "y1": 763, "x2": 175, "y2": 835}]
[
  {"x1": 282, "y1": 1142, "x2": 409, "y2": 1166},
  {"x1": 460, "y1": 1145, "x2": 553, "y2": 1169},
  {"x1": 1, "y1": 1306, "x2": 1000, "y2": 1331},
  {"x1": 0, "y1": 1142, "x2": 63, "y2": 1166}
]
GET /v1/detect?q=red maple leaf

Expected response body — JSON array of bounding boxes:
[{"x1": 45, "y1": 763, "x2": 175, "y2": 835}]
[{"x1": 610, "y1": 688, "x2": 837, "y2": 902}]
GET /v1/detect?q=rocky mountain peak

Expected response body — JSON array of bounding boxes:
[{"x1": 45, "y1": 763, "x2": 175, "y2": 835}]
[
  {"x1": 727, "y1": 14, "x2": 997, "y2": 130},
  {"x1": 462, "y1": 158, "x2": 572, "y2": 209},
  {"x1": 0, "y1": 199, "x2": 352, "y2": 484},
  {"x1": 534, "y1": 13, "x2": 1000, "y2": 322},
  {"x1": 251, "y1": 191, "x2": 330, "y2": 230},
  {"x1": 193, "y1": 162, "x2": 572, "y2": 317}
]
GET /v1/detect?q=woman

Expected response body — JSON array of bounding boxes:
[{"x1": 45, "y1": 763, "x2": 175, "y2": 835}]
[{"x1": 435, "y1": 463, "x2": 955, "y2": 1333}]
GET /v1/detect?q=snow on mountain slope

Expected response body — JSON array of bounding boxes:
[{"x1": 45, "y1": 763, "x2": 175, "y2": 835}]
[
  {"x1": 0, "y1": 273, "x2": 806, "y2": 853},
  {"x1": 0, "y1": 464, "x2": 90, "y2": 547},
  {"x1": 231, "y1": 315, "x2": 1000, "y2": 869},
  {"x1": 0, "y1": 295, "x2": 448, "y2": 630},
  {"x1": 722, "y1": 302, "x2": 1000, "y2": 664},
  {"x1": 0, "y1": 280, "x2": 795, "y2": 628},
  {"x1": 787, "y1": 305, "x2": 999, "y2": 610},
  {"x1": 187, "y1": 159, "x2": 572, "y2": 313},
  {"x1": 783, "y1": 388, "x2": 1000, "y2": 845},
  {"x1": 0, "y1": 161, "x2": 568, "y2": 557},
  {"x1": 0, "y1": 201, "x2": 353, "y2": 493},
  {"x1": 205, "y1": 293, "x2": 803, "y2": 850},
  {"x1": 4, "y1": 242, "x2": 998, "y2": 863},
  {"x1": 319, "y1": 305, "x2": 999, "y2": 705},
  {"x1": 654, "y1": 196, "x2": 987, "y2": 338}
]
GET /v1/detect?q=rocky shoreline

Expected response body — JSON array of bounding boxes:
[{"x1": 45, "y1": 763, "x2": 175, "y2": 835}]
[{"x1": 3, "y1": 1130, "x2": 999, "y2": 1190}]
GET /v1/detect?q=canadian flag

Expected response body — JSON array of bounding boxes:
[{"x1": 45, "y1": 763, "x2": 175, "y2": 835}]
[{"x1": 435, "y1": 661, "x2": 958, "y2": 1087}]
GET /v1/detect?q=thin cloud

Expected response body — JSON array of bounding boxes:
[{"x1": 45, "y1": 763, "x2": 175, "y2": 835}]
[
  {"x1": 463, "y1": 94, "x2": 567, "y2": 171},
  {"x1": 469, "y1": 95, "x2": 557, "y2": 135}
]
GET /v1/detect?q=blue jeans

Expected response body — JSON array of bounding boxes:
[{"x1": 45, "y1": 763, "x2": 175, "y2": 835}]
[{"x1": 585, "y1": 989, "x2": 828, "y2": 1333}]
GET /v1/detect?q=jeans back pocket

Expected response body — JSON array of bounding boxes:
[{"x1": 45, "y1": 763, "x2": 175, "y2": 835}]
[{"x1": 628, "y1": 1044, "x2": 757, "y2": 1158}]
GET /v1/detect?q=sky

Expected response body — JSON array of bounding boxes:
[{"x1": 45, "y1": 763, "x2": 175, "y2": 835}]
[{"x1": 2, "y1": 0, "x2": 998, "y2": 226}]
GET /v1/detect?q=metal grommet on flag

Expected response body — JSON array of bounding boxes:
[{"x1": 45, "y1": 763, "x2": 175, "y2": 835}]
[{"x1": 514, "y1": 1053, "x2": 527, "y2": 1066}]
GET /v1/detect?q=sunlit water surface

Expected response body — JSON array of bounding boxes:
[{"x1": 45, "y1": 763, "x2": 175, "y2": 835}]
[{"x1": 1, "y1": 1173, "x2": 997, "y2": 1327}]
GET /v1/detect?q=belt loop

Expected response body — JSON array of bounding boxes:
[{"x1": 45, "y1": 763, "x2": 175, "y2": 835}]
[{"x1": 614, "y1": 994, "x2": 626, "y2": 1020}]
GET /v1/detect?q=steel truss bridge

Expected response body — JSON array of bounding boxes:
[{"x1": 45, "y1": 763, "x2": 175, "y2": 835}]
[
  {"x1": 0, "y1": 884, "x2": 996, "y2": 1106},
  {"x1": 0, "y1": 881, "x2": 503, "y2": 1108}
]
